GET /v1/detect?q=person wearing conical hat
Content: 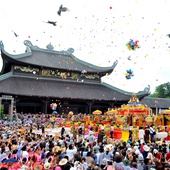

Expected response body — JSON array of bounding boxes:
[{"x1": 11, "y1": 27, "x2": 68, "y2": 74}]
[{"x1": 58, "y1": 158, "x2": 70, "y2": 170}]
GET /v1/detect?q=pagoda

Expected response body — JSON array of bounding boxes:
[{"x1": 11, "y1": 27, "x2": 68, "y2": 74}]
[
  {"x1": 118, "y1": 93, "x2": 150, "y2": 116},
  {"x1": 118, "y1": 93, "x2": 151, "y2": 126},
  {"x1": 0, "y1": 40, "x2": 150, "y2": 114}
]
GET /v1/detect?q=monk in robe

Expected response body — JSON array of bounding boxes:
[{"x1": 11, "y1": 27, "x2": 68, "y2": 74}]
[{"x1": 87, "y1": 114, "x2": 91, "y2": 125}]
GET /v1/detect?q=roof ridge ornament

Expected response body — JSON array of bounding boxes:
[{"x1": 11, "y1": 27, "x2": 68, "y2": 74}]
[
  {"x1": 24, "y1": 40, "x2": 33, "y2": 47},
  {"x1": 23, "y1": 40, "x2": 75, "y2": 54},
  {"x1": 67, "y1": 48, "x2": 74, "y2": 54},
  {"x1": 46, "y1": 42, "x2": 54, "y2": 50},
  {"x1": 0, "y1": 41, "x2": 4, "y2": 50},
  {"x1": 66, "y1": 48, "x2": 74, "y2": 55},
  {"x1": 57, "y1": 48, "x2": 74, "y2": 55},
  {"x1": 113, "y1": 60, "x2": 118, "y2": 68},
  {"x1": 144, "y1": 85, "x2": 150, "y2": 93}
]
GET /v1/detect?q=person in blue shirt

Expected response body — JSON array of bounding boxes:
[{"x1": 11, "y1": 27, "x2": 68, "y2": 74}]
[
  {"x1": 103, "y1": 147, "x2": 113, "y2": 161},
  {"x1": 93, "y1": 142, "x2": 100, "y2": 152}
]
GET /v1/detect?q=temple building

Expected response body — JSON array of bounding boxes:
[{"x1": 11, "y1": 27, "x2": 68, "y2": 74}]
[{"x1": 0, "y1": 40, "x2": 150, "y2": 115}]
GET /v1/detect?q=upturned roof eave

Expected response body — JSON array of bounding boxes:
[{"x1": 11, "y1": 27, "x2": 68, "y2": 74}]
[
  {"x1": 1, "y1": 40, "x2": 118, "y2": 73},
  {"x1": 102, "y1": 82, "x2": 150, "y2": 99},
  {"x1": 24, "y1": 40, "x2": 118, "y2": 72},
  {"x1": 1, "y1": 54, "x2": 110, "y2": 74},
  {"x1": 29, "y1": 47, "x2": 118, "y2": 73},
  {"x1": 1, "y1": 47, "x2": 32, "y2": 59}
]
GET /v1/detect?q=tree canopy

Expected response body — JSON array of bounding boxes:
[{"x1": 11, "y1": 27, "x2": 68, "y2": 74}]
[{"x1": 150, "y1": 82, "x2": 170, "y2": 98}]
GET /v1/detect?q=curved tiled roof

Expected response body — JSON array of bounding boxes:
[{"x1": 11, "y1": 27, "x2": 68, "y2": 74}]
[
  {"x1": 0, "y1": 74, "x2": 150, "y2": 101},
  {"x1": 141, "y1": 96, "x2": 170, "y2": 108},
  {"x1": 0, "y1": 40, "x2": 118, "y2": 74},
  {"x1": 0, "y1": 40, "x2": 150, "y2": 101}
]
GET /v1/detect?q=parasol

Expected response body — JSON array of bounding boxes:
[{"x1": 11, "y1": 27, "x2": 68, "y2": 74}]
[
  {"x1": 69, "y1": 111, "x2": 73, "y2": 115},
  {"x1": 162, "y1": 110, "x2": 170, "y2": 114},
  {"x1": 92, "y1": 109, "x2": 102, "y2": 115},
  {"x1": 107, "y1": 109, "x2": 118, "y2": 114}
]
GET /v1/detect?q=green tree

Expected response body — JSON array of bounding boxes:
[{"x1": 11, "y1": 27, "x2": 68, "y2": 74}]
[
  {"x1": 0, "y1": 105, "x2": 5, "y2": 119},
  {"x1": 150, "y1": 82, "x2": 170, "y2": 98}
]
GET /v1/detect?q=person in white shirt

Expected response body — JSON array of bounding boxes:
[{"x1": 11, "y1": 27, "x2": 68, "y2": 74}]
[
  {"x1": 82, "y1": 157, "x2": 88, "y2": 170},
  {"x1": 66, "y1": 144, "x2": 77, "y2": 162},
  {"x1": 88, "y1": 133, "x2": 94, "y2": 145},
  {"x1": 21, "y1": 145, "x2": 29, "y2": 158},
  {"x1": 147, "y1": 149, "x2": 154, "y2": 161},
  {"x1": 135, "y1": 149, "x2": 144, "y2": 161},
  {"x1": 95, "y1": 150, "x2": 101, "y2": 165},
  {"x1": 101, "y1": 124, "x2": 104, "y2": 131},
  {"x1": 0, "y1": 149, "x2": 7, "y2": 163},
  {"x1": 138, "y1": 126, "x2": 145, "y2": 144},
  {"x1": 149, "y1": 124, "x2": 155, "y2": 142}
]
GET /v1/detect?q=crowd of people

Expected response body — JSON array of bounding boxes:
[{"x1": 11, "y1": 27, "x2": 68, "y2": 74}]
[{"x1": 0, "y1": 113, "x2": 170, "y2": 170}]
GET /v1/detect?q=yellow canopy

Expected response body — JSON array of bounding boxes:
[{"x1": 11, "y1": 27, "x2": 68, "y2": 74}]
[
  {"x1": 161, "y1": 110, "x2": 170, "y2": 114},
  {"x1": 107, "y1": 109, "x2": 118, "y2": 114},
  {"x1": 92, "y1": 109, "x2": 102, "y2": 115}
]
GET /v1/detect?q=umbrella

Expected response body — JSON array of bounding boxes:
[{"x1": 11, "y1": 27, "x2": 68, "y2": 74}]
[
  {"x1": 2, "y1": 158, "x2": 18, "y2": 163},
  {"x1": 162, "y1": 110, "x2": 170, "y2": 114},
  {"x1": 53, "y1": 111, "x2": 58, "y2": 114},
  {"x1": 107, "y1": 109, "x2": 118, "y2": 114},
  {"x1": 92, "y1": 109, "x2": 102, "y2": 115}
]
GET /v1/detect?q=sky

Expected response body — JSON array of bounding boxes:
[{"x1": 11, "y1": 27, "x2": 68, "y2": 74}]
[{"x1": 0, "y1": 0, "x2": 170, "y2": 94}]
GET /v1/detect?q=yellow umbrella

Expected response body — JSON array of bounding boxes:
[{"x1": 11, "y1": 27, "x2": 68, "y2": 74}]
[
  {"x1": 162, "y1": 110, "x2": 170, "y2": 114},
  {"x1": 92, "y1": 109, "x2": 102, "y2": 115},
  {"x1": 107, "y1": 109, "x2": 118, "y2": 114},
  {"x1": 69, "y1": 111, "x2": 73, "y2": 115}
]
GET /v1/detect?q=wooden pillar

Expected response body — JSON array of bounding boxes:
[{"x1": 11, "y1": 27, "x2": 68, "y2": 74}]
[
  {"x1": 108, "y1": 102, "x2": 114, "y2": 109},
  {"x1": 41, "y1": 99, "x2": 49, "y2": 114},
  {"x1": 11, "y1": 98, "x2": 14, "y2": 114},
  {"x1": 89, "y1": 102, "x2": 92, "y2": 114},
  {"x1": 34, "y1": 106, "x2": 36, "y2": 114},
  {"x1": 86, "y1": 102, "x2": 93, "y2": 114},
  {"x1": 45, "y1": 99, "x2": 48, "y2": 114}
]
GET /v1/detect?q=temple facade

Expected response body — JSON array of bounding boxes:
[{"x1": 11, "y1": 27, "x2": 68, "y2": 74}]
[{"x1": 0, "y1": 40, "x2": 150, "y2": 115}]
